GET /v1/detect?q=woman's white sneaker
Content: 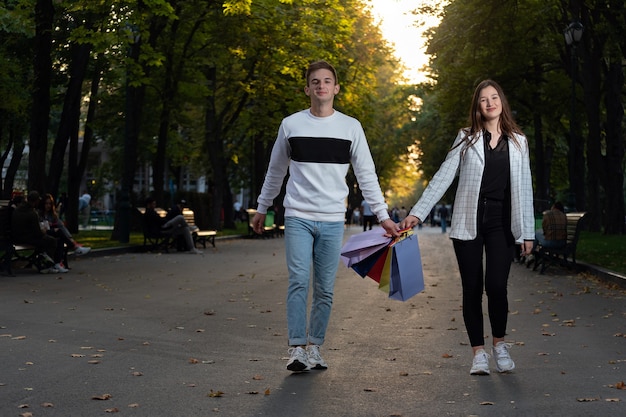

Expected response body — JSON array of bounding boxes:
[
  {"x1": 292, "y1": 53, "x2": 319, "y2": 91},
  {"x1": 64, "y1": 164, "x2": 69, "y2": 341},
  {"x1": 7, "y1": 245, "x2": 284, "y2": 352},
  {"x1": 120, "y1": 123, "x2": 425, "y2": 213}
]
[
  {"x1": 470, "y1": 349, "x2": 491, "y2": 375},
  {"x1": 492, "y1": 342, "x2": 515, "y2": 372}
]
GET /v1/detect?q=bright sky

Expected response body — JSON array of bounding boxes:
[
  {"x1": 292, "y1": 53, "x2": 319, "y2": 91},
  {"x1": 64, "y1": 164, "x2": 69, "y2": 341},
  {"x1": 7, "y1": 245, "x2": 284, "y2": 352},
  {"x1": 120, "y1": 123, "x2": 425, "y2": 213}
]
[{"x1": 369, "y1": 0, "x2": 438, "y2": 83}]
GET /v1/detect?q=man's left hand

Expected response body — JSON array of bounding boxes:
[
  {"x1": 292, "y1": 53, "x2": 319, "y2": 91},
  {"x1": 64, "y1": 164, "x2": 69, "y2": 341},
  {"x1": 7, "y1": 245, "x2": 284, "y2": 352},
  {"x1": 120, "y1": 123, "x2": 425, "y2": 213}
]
[{"x1": 380, "y1": 219, "x2": 400, "y2": 238}]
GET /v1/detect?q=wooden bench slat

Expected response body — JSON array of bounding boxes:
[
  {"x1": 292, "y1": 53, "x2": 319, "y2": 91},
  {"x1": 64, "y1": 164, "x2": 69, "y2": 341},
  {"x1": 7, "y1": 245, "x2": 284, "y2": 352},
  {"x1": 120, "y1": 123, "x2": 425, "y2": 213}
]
[{"x1": 182, "y1": 209, "x2": 217, "y2": 248}]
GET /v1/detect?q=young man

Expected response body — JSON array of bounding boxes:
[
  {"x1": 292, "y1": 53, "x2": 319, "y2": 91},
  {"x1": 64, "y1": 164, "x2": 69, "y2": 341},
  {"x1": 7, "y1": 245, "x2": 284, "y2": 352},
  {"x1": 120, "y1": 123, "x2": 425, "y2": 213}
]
[{"x1": 252, "y1": 60, "x2": 399, "y2": 372}]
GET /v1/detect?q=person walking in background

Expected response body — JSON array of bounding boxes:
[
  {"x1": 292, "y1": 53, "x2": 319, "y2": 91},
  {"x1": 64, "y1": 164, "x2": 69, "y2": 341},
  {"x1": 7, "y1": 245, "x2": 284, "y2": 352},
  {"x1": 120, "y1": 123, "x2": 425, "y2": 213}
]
[
  {"x1": 438, "y1": 203, "x2": 449, "y2": 233},
  {"x1": 400, "y1": 80, "x2": 534, "y2": 375},
  {"x1": 361, "y1": 199, "x2": 376, "y2": 231},
  {"x1": 252, "y1": 60, "x2": 399, "y2": 373},
  {"x1": 397, "y1": 206, "x2": 408, "y2": 222},
  {"x1": 78, "y1": 191, "x2": 91, "y2": 228}
]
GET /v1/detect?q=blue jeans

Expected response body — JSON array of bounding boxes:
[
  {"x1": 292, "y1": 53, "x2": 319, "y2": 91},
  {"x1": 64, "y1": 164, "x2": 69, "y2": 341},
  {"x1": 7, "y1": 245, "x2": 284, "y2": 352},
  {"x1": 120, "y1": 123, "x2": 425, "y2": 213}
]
[
  {"x1": 535, "y1": 230, "x2": 566, "y2": 249},
  {"x1": 284, "y1": 216, "x2": 344, "y2": 346}
]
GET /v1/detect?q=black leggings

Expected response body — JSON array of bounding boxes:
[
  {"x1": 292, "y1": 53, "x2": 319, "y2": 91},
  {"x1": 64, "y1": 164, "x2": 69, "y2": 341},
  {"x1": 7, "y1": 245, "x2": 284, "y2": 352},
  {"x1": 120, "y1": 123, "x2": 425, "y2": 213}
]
[{"x1": 453, "y1": 199, "x2": 515, "y2": 347}]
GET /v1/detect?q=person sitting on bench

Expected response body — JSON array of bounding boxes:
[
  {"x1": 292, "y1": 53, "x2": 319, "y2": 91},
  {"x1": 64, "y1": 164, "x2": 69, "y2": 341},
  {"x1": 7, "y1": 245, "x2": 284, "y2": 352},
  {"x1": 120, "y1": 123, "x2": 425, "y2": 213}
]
[
  {"x1": 526, "y1": 201, "x2": 567, "y2": 267},
  {"x1": 11, "y1": 191, "x2": 69, "y2": 273},
  {"x1": 144, "y1": 197, "x2": 202, "y2": 254}
]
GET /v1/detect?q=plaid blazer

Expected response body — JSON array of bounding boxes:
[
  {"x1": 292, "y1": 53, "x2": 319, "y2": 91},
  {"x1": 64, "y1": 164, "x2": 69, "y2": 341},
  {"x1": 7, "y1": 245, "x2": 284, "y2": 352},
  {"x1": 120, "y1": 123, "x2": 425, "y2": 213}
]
[{"x1": 409, "y1": 130, "x2": 535, "y2": 243}]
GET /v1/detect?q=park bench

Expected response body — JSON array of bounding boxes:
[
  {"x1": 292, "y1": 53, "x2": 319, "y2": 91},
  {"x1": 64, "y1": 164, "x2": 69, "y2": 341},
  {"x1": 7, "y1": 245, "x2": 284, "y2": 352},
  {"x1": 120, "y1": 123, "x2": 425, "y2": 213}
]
[
  {"x1": 182, "y1": 209, "x2": 217, "y2": 248},
  {"x1": 532, "y1": 212, "x2": 588, "y2": 274},
  {"x1": 138, "y1": 206, "x2": 216, "y2": 251},
  {"x1": 0, "y1": 200, "x2": 67, "y2": 275},
  {"x1": 137, "y1": 206, "x2": 172, "y2": 251}
]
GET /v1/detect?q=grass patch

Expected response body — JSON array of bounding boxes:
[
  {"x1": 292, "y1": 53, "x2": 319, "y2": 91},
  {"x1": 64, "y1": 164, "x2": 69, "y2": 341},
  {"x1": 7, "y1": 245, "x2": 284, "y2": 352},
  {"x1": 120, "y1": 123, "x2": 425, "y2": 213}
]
[
  {"x1": 75, "y1": 222, "x2": 249, "y2": 250},
  {"x1": 576, "y1": 231, "x2": 626, "y2": 275}
]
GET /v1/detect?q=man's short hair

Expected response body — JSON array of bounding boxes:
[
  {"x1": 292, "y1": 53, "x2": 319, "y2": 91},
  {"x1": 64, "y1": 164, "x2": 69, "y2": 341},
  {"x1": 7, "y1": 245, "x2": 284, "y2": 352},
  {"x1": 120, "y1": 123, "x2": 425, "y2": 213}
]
[
  {"x1": 553, "y1": 201, "x2": 565, "y2": 212},
  {"x1": 305, "y1": 60, "x2": 338, "y2": 86}
]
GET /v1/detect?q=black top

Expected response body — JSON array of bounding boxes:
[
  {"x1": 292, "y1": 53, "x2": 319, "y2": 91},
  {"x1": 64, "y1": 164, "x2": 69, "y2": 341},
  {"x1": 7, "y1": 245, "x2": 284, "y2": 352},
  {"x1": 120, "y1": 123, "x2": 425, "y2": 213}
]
[{"x1": 480, "y1": 130, "x2": 510, "y2": 201}]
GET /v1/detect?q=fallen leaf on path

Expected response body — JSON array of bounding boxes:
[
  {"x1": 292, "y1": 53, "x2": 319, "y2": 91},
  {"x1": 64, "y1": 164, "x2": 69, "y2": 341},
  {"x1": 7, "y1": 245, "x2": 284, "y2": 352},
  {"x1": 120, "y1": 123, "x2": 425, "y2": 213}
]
[
  {"x1": 207, "y1": 390, "x2": 224, "y2": 397},
  {"x1": 264, "y1": 388, "x2": 271, "y2": 395},
  {"x1": 605, "y1": 398, "x2": 620, "y2": 402},
  {"x1": 41, "y1": 402, "x2": 54, "y2": 407},
  {"x1": 479, "y1": 401, "x2": 494, "y2": 405},
  {"x1": 128, "y1": 403, "x2": 140, "y2": 408},
  {"x1": 364, "y1": 388, "x2": 377, "y2": 392},
  {"x1": 92, "y1": 394, "x2": 112, "y2": 400},
  {"x1": 104, "y1": 407, "x2": 119, "y2": 413},
  {"x1": 441, "y1": 353, "x2": 453, "y2": 358},
  {"x1": 576, "y1": 397, "x2": 599, "y2": 402}
]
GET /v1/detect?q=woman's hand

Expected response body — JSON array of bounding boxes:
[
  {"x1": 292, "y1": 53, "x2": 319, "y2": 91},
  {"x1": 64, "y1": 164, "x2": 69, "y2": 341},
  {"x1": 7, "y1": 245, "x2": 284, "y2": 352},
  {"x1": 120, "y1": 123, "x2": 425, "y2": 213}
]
[{"x1": 399, "y1": 215, "x2": 421, "y2": 230}]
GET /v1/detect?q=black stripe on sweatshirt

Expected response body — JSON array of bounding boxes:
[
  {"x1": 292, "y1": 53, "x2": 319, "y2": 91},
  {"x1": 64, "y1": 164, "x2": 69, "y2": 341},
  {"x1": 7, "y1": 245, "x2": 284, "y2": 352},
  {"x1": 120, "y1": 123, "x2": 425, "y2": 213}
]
[{"x1": 288, "y1": 137, "x2": 351, "y2": 164}]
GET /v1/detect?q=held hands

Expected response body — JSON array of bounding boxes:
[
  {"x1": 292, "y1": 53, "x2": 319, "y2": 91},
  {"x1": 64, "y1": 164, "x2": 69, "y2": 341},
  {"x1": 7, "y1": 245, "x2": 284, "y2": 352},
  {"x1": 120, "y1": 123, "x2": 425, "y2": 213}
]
[
  {"x1": 380, "y1": 219, "x2": 401, "y2": 238},
  {"x1": 251, "y1": 212, "x2": 266, "y2": 234},
  {"x1": 520, "y1": 240, "x2": 534, "y2": 257},
  {"x1": 398, "y1": 215, "x2": 421, "y2": 230}
]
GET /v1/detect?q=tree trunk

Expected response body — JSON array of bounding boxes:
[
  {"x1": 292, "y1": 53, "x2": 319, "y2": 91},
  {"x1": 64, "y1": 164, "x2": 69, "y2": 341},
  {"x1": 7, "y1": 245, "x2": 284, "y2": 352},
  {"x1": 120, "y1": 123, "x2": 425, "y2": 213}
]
[
  {"x1": 532, "y1": 110, "x2": 548, "y2": 213},
  {"x1": 47, "y1": 42, "x2": 92, "y2": 198},
  {"x1": 204, "y1": 66, "x2": 222, "y2": 230},
  {"x1": 602, "y1": 60, "x2": 625, "y2": 234},
  {"x1": 66, "y1": 59, "x2": 102, "y2": 234},
  {"x1": 28, "y1": 0, "x2": 54, "y2": 193},
  {"x1": 0, "y1": 121, "x2": 26, "y2": 199}
]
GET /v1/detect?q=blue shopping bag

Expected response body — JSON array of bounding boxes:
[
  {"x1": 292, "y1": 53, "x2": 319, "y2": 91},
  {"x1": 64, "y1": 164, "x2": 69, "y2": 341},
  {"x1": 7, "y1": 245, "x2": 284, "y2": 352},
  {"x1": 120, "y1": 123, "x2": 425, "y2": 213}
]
[{"x1": 388, "y1": 233, "x2": 424, "y2": 301}]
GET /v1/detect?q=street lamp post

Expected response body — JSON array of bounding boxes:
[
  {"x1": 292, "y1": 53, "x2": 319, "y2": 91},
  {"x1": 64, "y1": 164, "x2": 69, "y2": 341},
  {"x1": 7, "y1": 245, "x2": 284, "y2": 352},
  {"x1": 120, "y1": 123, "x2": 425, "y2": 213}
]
[{"x1": 564, "y1": 21, "x2": 583, "y2": 210}]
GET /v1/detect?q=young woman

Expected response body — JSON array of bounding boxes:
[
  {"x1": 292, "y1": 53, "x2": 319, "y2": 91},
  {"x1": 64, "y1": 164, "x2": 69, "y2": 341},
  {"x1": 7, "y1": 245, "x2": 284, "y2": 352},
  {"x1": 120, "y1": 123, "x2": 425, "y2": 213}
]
[
  {"x1": 40, "y1": 193, "x2": 91, "y2": 257},
  {"x1": 400, "y1": 80, "x2": 534, "y2": 375}
]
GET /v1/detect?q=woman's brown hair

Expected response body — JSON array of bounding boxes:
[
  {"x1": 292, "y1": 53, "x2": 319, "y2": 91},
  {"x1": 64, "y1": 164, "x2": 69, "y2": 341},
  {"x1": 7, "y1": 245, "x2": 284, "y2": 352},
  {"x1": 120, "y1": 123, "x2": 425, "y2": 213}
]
[{"x1": 456, "y1": 79, "x2": 524, "y2": 153}]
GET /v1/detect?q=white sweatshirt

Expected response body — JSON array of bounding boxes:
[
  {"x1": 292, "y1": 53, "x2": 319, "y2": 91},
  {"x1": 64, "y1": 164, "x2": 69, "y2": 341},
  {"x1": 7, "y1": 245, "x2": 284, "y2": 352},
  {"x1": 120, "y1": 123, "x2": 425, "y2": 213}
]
[{"x1": 256, "y1": 109, "x2": 389, "y2": 223}]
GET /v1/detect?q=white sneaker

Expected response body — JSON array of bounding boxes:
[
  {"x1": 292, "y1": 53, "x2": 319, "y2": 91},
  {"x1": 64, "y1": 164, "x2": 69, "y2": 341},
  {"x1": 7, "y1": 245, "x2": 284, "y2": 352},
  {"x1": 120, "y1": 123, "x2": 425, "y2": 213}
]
[
  {"x1": 189, "y1": 249, "x2": 203, "y2": 255},
  {"x1": 74, "y1": 246, "x2": 91, "y2": 255},
  {"x1": 306, "y1": 345, "x2": 328, "y2": 369},
  {"x1": 286, "y1": 347, "x2": 310, "y2": 372},
  {"x1": 52, "y1": 263, "x2": 69, "y2": 273},
  {"x1": 470, "y1": 349, "x2": 491, "y2": 375},
  {"x1": 492, "y1": 342, "x2": 515, "y2": 372}
]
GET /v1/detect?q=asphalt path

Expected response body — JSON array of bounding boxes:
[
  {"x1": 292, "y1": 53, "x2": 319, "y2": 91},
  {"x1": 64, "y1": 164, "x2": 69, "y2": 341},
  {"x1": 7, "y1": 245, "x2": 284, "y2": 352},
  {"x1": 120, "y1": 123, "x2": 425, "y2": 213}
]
[{"x1": 1, "y1": 225, "x2": 624, "y2": 417}]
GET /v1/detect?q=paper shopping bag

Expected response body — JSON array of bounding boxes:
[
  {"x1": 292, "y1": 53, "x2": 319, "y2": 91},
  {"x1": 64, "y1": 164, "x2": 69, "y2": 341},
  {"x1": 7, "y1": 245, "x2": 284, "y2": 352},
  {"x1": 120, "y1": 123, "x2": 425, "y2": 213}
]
[{"x1": 388, "y1": 233, "x2": 424, "y2": 301}]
